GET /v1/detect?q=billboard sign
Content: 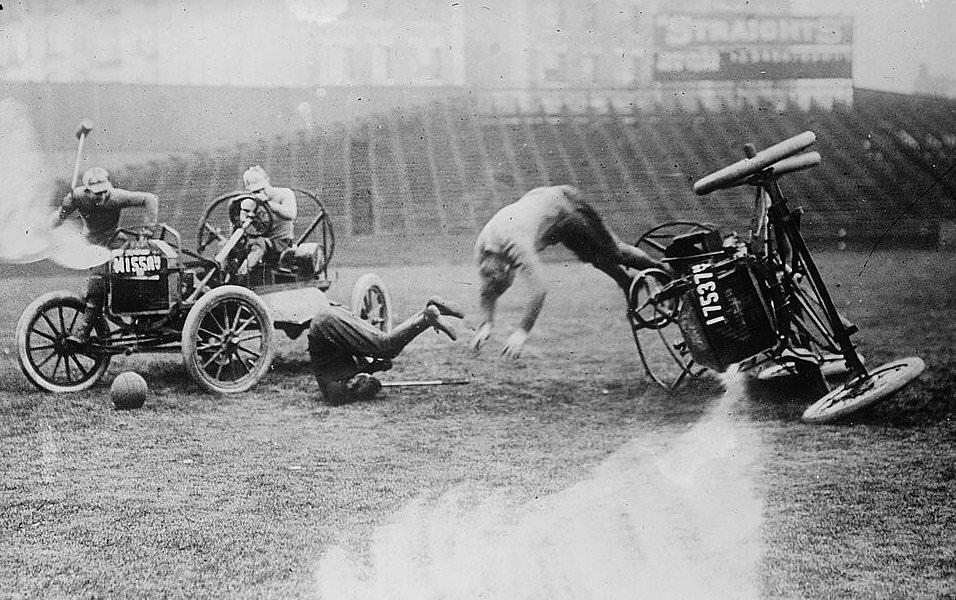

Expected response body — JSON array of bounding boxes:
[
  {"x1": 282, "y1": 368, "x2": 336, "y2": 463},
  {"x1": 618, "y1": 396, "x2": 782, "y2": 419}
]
[{"x1": 654, "y1": 14, "x2": 853, "y2": 81}]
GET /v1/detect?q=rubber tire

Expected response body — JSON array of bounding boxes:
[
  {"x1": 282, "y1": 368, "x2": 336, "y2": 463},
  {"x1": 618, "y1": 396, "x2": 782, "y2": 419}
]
[
  {"x1": 350, "y1": 273, "x2": 393, "y2": 333},
  {"x1": 802, "y1": 357, "x2": 925, "y2": 424},
  {"x1": 181, "y1": 285, "x2": 276, "y2": 394},
  {"x1": 16, "y1": 290, "x2": 111, "y2": 393}
]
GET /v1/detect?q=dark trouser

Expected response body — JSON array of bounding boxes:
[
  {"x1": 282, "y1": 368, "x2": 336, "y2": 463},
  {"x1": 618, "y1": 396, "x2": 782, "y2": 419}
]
[
  {"x1": 552, "y1": 197, "x2": 662, "y2": 291},
  {"x1": 307, "y1": 302, "x2": 430, "y2": 381},
  {"x1": 307, "y1": 301, "x2": 438, "y2": 405},
  {"x1": 77, "y1": 262, "x2": 109, "y2": 337},
  {"x1": 262, "y1": 237, "x2": 293, "y2": 263},
  {"x1": 243, "y1": 236, "x2": 292, "y2": 267}
]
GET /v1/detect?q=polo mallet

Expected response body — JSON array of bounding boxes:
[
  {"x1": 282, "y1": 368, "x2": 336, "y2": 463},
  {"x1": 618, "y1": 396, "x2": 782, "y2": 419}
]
[
  {"x1": 70, "y1": 119, "x2": 94, "y2": 188},
  {"x1": 381, "y1": 379, "x2": 470, "y2": 388}
]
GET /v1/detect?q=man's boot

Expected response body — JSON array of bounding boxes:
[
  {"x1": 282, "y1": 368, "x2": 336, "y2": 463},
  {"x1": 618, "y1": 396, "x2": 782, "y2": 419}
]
[
  {"x1": 67, "y1": 300, "x2": 101, "y2": 345},
  {"x1": 423, "y1": 305, "x2": 457, "y2": 340},
  {"x1": 426, "y1": 296, "x2": 465, "y2": 319},
  {"x1": 386, "y1": 305, "x2": 457, "y2": 349}
]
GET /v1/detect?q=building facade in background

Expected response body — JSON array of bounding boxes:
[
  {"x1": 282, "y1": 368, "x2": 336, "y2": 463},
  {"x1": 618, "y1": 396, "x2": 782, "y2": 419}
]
[
  {"x1": 0, "y1": 0, "x2": 464, "y2": 87},
  {"x1": 0, "y1": 0, "x2": 854, "y2": 150}
]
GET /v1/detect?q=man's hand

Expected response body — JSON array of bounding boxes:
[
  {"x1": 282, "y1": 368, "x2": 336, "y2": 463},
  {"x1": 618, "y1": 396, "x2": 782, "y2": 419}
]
[
  {"x1": 470, "y1": 322, "x2": 492, "y2": 353},
  {"x1": 501, "y1": 329, "x2": 529, "y2": 360},
  {"x1": 48, "y1": 208, "x2": 64, "y2": 230},
  {"x1": 137, "y1": 223, "x2": 158, "y2": 239}
]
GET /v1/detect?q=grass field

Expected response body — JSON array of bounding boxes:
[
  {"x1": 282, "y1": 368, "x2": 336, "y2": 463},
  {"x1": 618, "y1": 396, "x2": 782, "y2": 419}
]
[{"x1": 1, "y1": 249, "x2": 954, "y2": 599}]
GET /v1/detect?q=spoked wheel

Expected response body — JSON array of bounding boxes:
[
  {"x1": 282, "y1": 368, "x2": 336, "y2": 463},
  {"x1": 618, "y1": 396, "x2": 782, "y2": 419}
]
[
  {"x1": 350, "y1": 273, "x2": 393, "y2": 333},
  {"x1": 16, "y1": 291, "x2": 111, "y2": 393},
  {"x1": 801, "y1": 357, "x2": 925, "y2": 424},
  {"x1": 181, "y1": 285, "x2": 276, "y2": 393},
  {"x1": 627, "y1": 273, "x2": 703, "y2": 389}
]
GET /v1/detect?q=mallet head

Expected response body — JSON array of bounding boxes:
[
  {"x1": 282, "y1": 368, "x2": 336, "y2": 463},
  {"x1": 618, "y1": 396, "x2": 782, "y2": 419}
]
[{"x1": 75, "y1": 118, "x2": 94, "y2": 139}]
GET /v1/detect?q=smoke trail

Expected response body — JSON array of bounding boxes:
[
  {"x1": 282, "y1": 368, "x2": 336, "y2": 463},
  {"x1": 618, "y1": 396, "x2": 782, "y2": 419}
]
[
  {"x1": 315, "y1": 374, "x2": 762, "y2": 600},
  {"x1": 0, "y1": 99, "x2": 111, "y2": 270},
  {"x1": 0, "y1": 99, "x2": 58, "y2": 264}
]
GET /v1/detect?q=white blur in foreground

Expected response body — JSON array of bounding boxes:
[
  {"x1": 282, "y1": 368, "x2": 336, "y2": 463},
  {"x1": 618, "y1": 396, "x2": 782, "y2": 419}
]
[
  {"x1": 0, "y1": 98, "x2": 111, "y2": 270},
  {"x1": 315, "y1": 373, "x2": 762, "y2": 600}
]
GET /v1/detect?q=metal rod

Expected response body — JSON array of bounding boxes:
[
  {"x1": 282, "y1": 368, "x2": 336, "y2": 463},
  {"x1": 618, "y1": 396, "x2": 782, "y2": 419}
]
[{"x1": 381, "y1": 379, "x2": 469, "y2": 387}]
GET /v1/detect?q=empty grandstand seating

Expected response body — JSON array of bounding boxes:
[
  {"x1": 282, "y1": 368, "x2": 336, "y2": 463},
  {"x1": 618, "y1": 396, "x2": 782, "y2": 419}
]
[{"x1": 105, "y1": 89, "x2": 954, "y2": 259}]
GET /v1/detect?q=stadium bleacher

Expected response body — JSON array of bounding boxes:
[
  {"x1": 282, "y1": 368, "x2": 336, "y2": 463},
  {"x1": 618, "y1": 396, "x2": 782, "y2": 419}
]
[{"x1": 97, "y1": 88, "x2": 954, "y2": 260}]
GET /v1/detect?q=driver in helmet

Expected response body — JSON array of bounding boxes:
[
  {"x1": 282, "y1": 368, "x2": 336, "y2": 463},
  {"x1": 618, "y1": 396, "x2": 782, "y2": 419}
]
[
  {"x1": 236, "y1": 165, "x2": 297, "y2": 275},
  {"x1": 51, "y1": 166, "x2": 159, "y2": 344}
]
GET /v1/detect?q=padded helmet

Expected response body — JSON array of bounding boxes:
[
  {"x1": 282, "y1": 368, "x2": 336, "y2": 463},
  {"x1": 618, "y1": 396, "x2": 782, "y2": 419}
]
[
  {"x1": 82, "y1": 166, "x2": 112, "y2": 194},
  {"x1": 242, "y1": 166, "x2": 269, "y2": 192}
]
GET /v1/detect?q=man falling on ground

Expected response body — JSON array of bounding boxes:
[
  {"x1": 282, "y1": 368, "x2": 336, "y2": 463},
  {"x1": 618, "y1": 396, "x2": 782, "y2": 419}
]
[
  {"x1": 471, "y1": 184, "x2": 668, "y2": 359},
  {"x1": 308, "y1": 295, "x2": 464, "y2": 405}
]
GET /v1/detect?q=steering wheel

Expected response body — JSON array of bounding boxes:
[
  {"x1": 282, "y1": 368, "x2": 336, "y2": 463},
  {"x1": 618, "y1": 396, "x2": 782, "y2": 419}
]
[
  {"x1": 242, "y1": 197, "x2": 274, "y2": 238},
  {"x1": 196, "y1": 195, "x2": 274, "y2": 254}
]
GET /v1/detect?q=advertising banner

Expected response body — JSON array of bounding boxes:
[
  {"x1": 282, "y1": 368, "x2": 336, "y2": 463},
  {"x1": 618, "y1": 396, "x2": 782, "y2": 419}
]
[{"x1": 654, "y1": 14, "x2": 853, "y2": 81}]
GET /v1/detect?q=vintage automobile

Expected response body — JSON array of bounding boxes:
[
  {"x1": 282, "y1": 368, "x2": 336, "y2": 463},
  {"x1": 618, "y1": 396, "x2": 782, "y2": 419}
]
[
  {"x1": 16, "y1": 187, "x2": 393, "y2": 394},
  {"x1": 627, "y1": 131, "x2": 925, "y2": 423}
]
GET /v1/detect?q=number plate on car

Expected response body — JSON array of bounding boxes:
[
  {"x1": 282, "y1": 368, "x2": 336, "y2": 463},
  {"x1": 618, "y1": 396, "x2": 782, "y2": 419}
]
[{"x1": 112, "y1": 251, "x2": 164, "y2": 279}]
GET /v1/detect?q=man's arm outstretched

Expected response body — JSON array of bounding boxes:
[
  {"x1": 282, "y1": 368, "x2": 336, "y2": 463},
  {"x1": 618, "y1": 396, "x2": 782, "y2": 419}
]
[
  {"x1": 500, "y1": 255, "x2": 547, "y2": 359},
  {"x1": 470, "y1": 279, "x2": 498, "y2": 353}
]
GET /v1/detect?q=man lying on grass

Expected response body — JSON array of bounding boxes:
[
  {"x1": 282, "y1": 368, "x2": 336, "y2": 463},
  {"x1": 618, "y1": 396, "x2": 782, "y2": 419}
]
[{"x1": 308, "y1": 295, "x2": 464, "y2": 405}]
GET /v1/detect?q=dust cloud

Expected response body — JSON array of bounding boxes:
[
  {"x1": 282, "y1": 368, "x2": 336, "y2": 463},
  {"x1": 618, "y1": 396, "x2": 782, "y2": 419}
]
[
  {"x1": 314, "y1": 374, "x2": 763, "y2": 600},
  {"x1": 0, "y1": 99, "x2": 111, "y2": 270}
]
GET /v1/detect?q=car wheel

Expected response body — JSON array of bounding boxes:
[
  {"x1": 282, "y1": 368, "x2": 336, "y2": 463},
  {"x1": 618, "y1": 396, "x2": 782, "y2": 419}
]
[
  {"x1": 350, "y1": 273, "x2": 393, "y2": 333},
  {"x1": 16, "y1": 290, "x2": 111, "y2": 393},
  {"x1": 802, "y1": 357, "x2": 925, "y2": 424},
  {"x1": 181, "y1": 285, "x2": 275, "y2": 393}
]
